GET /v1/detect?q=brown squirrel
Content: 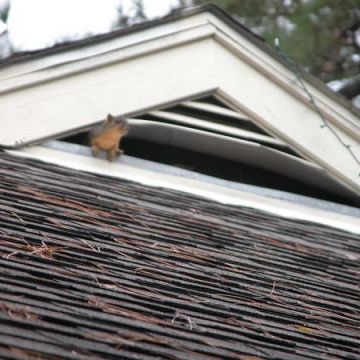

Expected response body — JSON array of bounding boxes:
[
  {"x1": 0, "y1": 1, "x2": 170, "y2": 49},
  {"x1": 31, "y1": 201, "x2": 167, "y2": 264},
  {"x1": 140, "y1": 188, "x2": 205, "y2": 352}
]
[{"x1": 89, "y1": 114, "x2": 129, "y2": 161}]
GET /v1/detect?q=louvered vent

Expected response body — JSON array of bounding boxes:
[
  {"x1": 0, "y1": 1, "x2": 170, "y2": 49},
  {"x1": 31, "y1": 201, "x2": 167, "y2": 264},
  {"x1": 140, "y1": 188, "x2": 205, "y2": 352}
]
[
  {"x1": 57, "y1": 95, "x2": 357, "y2": 206},
  {"x1": 138, "y1": 96, "x2": 299, "y2": 157}
]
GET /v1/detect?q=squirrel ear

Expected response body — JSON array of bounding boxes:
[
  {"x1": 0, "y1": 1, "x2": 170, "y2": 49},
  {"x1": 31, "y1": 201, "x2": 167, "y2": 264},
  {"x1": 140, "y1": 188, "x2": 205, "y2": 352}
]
[{"x1": 106, "y1": 114, "x2": 114, "y2": 123}]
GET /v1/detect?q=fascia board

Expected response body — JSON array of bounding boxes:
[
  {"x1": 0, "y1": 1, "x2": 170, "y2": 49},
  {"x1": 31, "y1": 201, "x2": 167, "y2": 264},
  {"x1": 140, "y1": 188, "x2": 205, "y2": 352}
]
[
  {"x1": 0, "y1": 12, "x2": 212, "y2": 81},
  {"x1": 206, "y1": 13, "x2": 360, "y2": 137},
  {"x1": 0, "y1": 38, "x2": 218, "y2": 148},
  {"x1": 0, "y1": 23, "x2": 215, "y2": 95},
  {"x1": 1, "y1": 8, "x2": 359, "y2": 135}
]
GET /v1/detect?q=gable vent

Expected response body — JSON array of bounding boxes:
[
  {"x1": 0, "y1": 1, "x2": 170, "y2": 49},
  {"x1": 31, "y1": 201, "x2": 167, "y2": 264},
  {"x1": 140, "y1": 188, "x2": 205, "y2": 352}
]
[
  {"x1": 58, "y1": 95, "x2": 358, "y2": 206},
  {"x1": 142, "y1": 96, "x2": 298, "y2": 157}
]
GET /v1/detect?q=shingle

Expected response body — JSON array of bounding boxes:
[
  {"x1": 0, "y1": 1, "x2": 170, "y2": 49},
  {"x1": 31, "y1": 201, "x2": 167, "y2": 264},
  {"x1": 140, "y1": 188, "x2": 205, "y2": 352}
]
[{"x1": 0, "y1": 153, "x2": 359, "y2": 359}]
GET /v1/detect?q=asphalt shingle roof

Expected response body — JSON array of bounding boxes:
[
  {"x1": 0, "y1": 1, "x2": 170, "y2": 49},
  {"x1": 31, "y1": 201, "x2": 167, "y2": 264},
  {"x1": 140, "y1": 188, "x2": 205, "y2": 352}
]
[{"x1": 0, "y1": 153, "x2": 359, "y2": 359}]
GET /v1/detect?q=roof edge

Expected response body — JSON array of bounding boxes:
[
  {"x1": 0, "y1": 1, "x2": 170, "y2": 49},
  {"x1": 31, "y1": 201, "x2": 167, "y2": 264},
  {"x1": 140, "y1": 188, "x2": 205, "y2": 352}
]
[
  {"x1": 1, "y1": 3, "x2": 358, "y2": 119},
  {"x1": 0, "y1": 4, "x2": 260, "y2": 67}
]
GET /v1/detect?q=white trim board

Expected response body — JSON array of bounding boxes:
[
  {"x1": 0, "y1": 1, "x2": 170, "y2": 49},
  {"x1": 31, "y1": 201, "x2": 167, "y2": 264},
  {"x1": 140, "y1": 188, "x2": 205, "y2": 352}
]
[
  {"x1": 0, "y1": 9, "x2": 359, "y2": 195},
  {"x1": 7, "y1": 146, "x2": 360, "y2": 236}
]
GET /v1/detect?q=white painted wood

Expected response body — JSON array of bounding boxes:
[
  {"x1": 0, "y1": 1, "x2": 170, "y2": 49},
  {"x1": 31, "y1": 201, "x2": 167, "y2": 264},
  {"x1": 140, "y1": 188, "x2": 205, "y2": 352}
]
[
  {"x1": 181, "y1": 100, "x2": 252, "y2": 121},
  {"x1": 0, "y1": 13, "x2": 211, "y2": 81},
  {"x1": 147, "y1": 110, "x2": 287, "y2": 146},
  {"x1": 0, "y1": 9, "x2": 359, "y2": 194},
  {"x1": 0, "y1": 39, "x2": 217, "y2": 146},
  {"x1": 0, "y1": 24, "x2": 215, "y2": 95},
  {"x1": 7, "y1": 147, "x2": 360, "y2": 236}
]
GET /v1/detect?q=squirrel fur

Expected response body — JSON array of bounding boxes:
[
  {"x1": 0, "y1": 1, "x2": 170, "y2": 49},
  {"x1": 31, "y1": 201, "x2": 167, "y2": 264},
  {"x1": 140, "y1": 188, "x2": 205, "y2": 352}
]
[{"x1": 89, "y1": 114, "x2": 129, "y2": 161}]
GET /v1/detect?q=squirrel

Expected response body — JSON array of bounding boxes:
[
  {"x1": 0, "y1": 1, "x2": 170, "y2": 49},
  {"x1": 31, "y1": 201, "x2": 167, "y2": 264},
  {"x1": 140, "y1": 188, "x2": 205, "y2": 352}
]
[{"x1": 89, "y1": 114, "x2": 129, "y2": 161}]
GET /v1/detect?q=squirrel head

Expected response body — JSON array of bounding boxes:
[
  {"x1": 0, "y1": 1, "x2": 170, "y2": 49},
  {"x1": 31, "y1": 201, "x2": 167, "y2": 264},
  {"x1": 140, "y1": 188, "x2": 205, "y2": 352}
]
[{"x1": 105, "y1": 113, "x2": 128, "y2": 130}]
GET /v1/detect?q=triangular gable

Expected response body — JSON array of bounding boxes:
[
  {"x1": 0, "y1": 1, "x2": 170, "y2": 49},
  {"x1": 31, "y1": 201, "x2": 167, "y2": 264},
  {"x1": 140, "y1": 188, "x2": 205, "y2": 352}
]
[{"x1": 0, "y1": 5, "x2": 359, "y2": 195}]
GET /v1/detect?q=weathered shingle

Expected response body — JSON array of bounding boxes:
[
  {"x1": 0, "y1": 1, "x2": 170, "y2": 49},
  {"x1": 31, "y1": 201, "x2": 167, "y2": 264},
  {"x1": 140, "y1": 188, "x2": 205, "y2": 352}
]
[{"x1": 0, "y1": 153, "x2": 359, "y2": 359}]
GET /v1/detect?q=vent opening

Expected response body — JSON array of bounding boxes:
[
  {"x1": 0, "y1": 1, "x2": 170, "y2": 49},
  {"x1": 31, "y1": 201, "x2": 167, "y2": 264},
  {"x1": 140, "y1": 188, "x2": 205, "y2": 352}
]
[
  {"x1": 59, "y1": 96, "x2": 359, "y2": 207},
  {"x1": 123, "y1": 138, "x2": 356, "y2": 206}
]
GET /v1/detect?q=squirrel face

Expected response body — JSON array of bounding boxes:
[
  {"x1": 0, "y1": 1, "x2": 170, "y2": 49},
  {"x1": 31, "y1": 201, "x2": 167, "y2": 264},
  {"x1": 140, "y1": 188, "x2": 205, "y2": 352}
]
[
  {"x1": 89, "y1": 114, "x2": 129, "y2": 139},
  {"x1": 103, "y1": 114, "x2": 129, "y2": 133}
]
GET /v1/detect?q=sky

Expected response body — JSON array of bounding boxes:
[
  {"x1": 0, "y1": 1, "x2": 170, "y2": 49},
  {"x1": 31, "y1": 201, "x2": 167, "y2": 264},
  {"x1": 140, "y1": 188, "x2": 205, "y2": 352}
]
[{"x1": 0, "y1": 0, "x2": 181, "y2": 51}]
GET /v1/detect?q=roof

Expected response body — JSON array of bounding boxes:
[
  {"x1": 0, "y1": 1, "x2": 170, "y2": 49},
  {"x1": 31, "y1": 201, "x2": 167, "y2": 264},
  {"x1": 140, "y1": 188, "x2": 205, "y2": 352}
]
[{"x1": 0, "y1": 152, "x2": 359, "y2": 359}]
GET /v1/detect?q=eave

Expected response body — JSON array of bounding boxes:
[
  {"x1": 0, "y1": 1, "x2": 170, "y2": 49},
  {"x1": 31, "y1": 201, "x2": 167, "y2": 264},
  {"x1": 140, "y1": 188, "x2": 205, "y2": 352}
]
[{"x1": 8, "y1": 144, "x2": 360, "y2": 234}]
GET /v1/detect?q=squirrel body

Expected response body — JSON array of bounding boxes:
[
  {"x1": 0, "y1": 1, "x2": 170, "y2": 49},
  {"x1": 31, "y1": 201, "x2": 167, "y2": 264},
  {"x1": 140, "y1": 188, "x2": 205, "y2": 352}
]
[{"x1": 89, "y1": 114, "x2": 129, "y2": 161}]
